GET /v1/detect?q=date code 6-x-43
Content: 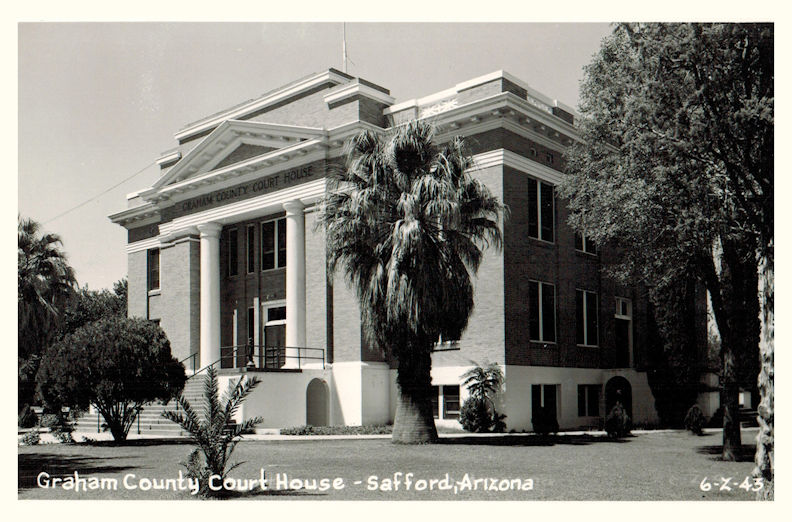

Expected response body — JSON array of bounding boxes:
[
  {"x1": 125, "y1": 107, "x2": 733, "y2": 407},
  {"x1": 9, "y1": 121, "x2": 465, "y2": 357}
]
[{"x1": 699, "y1": 477, "x2": 764, "y2": 493}]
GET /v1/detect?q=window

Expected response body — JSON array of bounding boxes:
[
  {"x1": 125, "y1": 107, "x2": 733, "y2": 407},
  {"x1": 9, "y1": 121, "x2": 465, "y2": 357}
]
[
  {"x1": 246, "y1": 225, "x2": 255, "y2": 273},
  {"x1": 614, "y1": 297, "x2": 633, "y2": 368},
  {"x1": 267, "y1": 306, "x2": 286, "y2": 322},
  {"x1": 527, "y1": 178, "x2": 554, "y2": 242},
  {"x1": 227, "y1": 229, "x2": 238, "y2": 276},
  {"x1": 576, "y1": 290, "x2": 599, "y2": 346},
  {"x1": 246, "y1": 307, "x2": 255, "y2": 345},
  {"x1": 261, "y1": 218, "x2": 287, "y2": 270},
  {"x1": 575, "y1": 232, "x2": 597, "y2": 255},
  {"x1": 147, "y1": 248, "x2": 160, "y2": 291},
  {"x1": 528, "y1": 280, "x2": 556, "y2": 342},
  {"x1": 531, "y1": 384, "x2": 558, "y2": 418},
  {"x1": 431, "y1": 385, "x2": 461, "y2": 420},
  {"x1": 578, "y1": 384, "x2": 600, "y2": 416},
  {"x1": 615, "y1": 297, "x2": 632, "y2": 318}
]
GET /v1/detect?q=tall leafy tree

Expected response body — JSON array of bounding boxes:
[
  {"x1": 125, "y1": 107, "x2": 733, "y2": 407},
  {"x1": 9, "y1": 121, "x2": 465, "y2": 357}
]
[
  {"x1": 60, "y1": 278, "x2": 128, "y2": 336},
  {"x1": 37, "y1": 316, "x2": 186, "y2": 442},
  {"x1": 320, "y1": 121, "x2": 505, "y2": 443},
  {"x1": 558, "y1": 24, "x2": 772, "y2": 487},
  {"x1": 18, "y1": 216, "x2": 76, "y2": 409}
]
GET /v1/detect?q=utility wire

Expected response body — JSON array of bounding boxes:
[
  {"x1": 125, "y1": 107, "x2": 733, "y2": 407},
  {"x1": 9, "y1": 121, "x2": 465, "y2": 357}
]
[{"x1": 43, "y1": 161, "x2": 156, "y2": 225}]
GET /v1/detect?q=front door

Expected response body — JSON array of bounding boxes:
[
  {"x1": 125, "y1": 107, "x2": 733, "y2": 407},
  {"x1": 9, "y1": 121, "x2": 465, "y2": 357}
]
[{"x1": 262, "y1": 304, "x2": 286, "y2": 368}]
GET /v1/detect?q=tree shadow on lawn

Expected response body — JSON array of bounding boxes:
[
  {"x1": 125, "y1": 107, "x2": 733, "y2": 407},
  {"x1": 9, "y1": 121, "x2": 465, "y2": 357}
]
[
  {"x1": 77, "y1": 438, "x2": 194, "y2": 447},
  {"x1": 18, "y1": 453, "x2": 139, "y2": 491},
  {"x1": 438, "y1": 433, "x2": 631, "y2": 446},
  {"x1": 695, "y1": 443, "x2": 756, "y2": 462}
]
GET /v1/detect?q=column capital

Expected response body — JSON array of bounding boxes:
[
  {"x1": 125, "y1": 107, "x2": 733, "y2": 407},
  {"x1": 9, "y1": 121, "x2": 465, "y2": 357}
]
[
  {"x1": 196, "y1": 222, "x2": 223, "y2": 238},
  {"x1": 283, "y1": 199, "x2": 305, "y2": 215}
]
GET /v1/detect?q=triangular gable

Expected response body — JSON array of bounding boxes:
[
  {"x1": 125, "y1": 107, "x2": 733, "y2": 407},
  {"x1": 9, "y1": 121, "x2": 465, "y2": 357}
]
[
  {"x1": 153, "y1": 120, "x2": 326, "y2": 189},
  {"x1": 213, "y1": 143, "x2": 278, "y2": 170}
]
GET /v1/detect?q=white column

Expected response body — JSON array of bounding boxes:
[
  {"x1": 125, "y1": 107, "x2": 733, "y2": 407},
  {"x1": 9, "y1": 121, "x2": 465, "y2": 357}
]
[
  {"x1": 197, "y1": 222, "x2": 223, "y2": 370},
  {"x1": 283, "y1": 199, "x2": 306, "y2": 367}
]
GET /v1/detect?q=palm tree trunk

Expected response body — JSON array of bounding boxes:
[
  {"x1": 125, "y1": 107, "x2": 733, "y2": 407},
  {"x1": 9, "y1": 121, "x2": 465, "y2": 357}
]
[
  {"x1": 754, "y1": 249, "x2": 773, "y2": 499},
  {"x1": 392, "y1": 345, "x2": 438, "y2": 444}
]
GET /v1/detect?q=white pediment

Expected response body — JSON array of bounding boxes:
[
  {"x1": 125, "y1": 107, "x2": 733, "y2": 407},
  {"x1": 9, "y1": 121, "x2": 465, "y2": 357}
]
[{"x1": 153, "y1": 120, "x2": 326, "y2": 189}]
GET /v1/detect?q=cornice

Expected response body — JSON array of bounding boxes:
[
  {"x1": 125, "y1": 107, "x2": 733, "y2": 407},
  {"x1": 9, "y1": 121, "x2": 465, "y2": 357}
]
[
  {"x1": 108, "y1": 203, "x2": 160, "y2": 228},
  {"x1": 471, "y1": 149, "x2": 564, "y2": 185},
  {"x1": 324, "y1": 82, "x2": 395, "y2": 106},
  {"x1": 158, "y1": 178, "x2": 326, "y2": 237},
  {"x1": 428, "y1": 93, "x2": 580, "y2": 147},
  {"x1": 156, "y1": 120, "x2": 327, "y2": 189}
]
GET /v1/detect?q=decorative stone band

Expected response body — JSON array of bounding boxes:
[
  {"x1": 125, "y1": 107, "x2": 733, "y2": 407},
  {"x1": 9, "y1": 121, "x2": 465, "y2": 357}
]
[{"x1": 125, "y1": 148, "x2": 557, "y2": 253}]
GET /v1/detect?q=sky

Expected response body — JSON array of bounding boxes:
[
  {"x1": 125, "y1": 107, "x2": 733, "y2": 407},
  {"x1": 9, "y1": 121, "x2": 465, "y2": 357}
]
[{"x1": 19, "y1": 22, "x2": 614, "y2": 290}]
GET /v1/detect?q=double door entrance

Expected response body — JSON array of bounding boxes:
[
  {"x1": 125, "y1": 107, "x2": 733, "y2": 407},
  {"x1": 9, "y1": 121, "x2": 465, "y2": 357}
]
[{"x1": 224, "y1": 301, "x2": 287, "y2": 369}]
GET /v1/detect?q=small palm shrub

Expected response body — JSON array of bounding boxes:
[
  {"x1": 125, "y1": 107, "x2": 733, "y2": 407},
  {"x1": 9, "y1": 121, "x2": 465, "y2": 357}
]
[
  {"x1": 531, "y1": 406, "x2": 559, "y2": 435},
  {"x1": 684, "y1": 404, "x2": 706, "y2": 435},
  {"x1": 163, "y1": 367, "x2": 262, "y2": 498},
  {"x1": 460, "y1": 362, "x2": 506, "y2": 433},
  {"x1": 605, "y1": 403, "x2": 631, "y2": 438},
  {"x1": 459, "y1": 397, "x2": 493, "y2": 433},
  {"x1": 21, "y1": 429, "x2": 40, "y2": 446}
]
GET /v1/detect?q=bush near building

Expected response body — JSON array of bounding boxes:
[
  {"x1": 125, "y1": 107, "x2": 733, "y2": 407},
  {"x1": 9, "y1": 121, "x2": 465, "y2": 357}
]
[{"x1": 36, "y1": 316, "x2": 186, "y2": 442}]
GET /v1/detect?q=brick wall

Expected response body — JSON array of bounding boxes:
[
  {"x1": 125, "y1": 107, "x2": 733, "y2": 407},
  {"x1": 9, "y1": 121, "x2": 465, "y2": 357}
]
[
  {"x1": 304, "y1": 207, "x2": 328, "y2": 357},
  {"x1": 159, "y1": 238, "x2": 200, "y2": 363},
  {"x1": 127, "y1": 250, "x2": 148, "y2": 319},
  {"x1": 465, "y1": 128, "x2": 565, "y2": 172},
  {"x1": 331, "y1": 267, "x2": 362, "y2": 363},
  {"x1": 433, "y1": 163, "x2": 506, "y2": 369}
]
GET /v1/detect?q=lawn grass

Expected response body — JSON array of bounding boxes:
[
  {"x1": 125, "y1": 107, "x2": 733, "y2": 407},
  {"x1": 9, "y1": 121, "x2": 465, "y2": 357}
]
[{"x1": 18, "y1": 427, "x2": 760, "y2": 500}]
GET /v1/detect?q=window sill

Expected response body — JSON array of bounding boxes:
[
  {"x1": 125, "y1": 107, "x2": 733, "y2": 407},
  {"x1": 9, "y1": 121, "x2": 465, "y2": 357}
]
[
  {"x1": 574, "y1": 249, "x2": 599, "y2": 257},
  {"x1": 528, "y1": 236, "x2": 555, "y2": 246},
  {"x1": 148, "y1": 289, "x2": 161, "y2": 297},
  {"x1": 261, "y1": 267, "x2": 287, "y2": 273},
  {"x1": 576, "y1": 344, "x2": 599, "y2": 348},
  {"x1": 529, "y1": 341, "x2": 557, "y2": 346}
]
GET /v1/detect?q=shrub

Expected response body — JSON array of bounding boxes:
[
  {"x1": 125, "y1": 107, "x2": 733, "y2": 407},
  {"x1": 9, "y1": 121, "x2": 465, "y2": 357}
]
[
  {"x1": 280, "y1": 425, "x2": 392, "y2": 436},
  {"x1": 684, "y1": 404, "x2": 706, "y2": 435},
  {"x1": 21, "y1": 429, "x2": 40, "y2": 446},
  {"x1": 531, "y1": 406, "x2": 559, "y2": 435},
  {"x1": 460, "y1": 361, "x2": 507, "y2": 433},
  {"x1": 492, "y1": 412, "x2": 508, "y2": 433},
  {"x1": 36, "y1": 316, "x2": 186, "y2": 442},
  {"x1": 459, "y1": 397, "x2": 493, "y2": 433},
  {"x1": 163, "y1": 367, "x2": 262, "y2": 498},
  {"x1": 18, "y1": 405, "x2": 37, "y2": 428},
  {"x1": 605, "y1": 403, "x2": 632, "y2": 438},
  {"x1": 39, "y1": 413, "x2": 61, "y2": 429}
]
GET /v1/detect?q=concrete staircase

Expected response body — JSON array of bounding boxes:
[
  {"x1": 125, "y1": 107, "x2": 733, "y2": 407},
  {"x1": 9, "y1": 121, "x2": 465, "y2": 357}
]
[
  {"x1": 74, "y1": 375, "x2": 208, "y2": 436},
  {"x1": 739, "y1": 407, "x2": 759, "y2": 428}
]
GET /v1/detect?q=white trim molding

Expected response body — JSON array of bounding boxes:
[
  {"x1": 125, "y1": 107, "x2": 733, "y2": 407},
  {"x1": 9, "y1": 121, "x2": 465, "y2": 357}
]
[
  {"x1": 155, "y1": 120, "x2": 327, "y2": 189},
  {"x1": 324, "y1": 82, "x2": 395, "y2": 106},
  {"x1": 158, "y1": 178, "x2": 326, "y2": 238},
  {"x1": 471, "y1": 149, "x2": 564, "y2": 185}
]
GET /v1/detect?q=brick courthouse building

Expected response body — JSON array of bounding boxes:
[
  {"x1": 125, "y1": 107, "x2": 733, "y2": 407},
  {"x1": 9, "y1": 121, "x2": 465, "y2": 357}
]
[{"x1": 110, "y1": 69, "x2": 677, "y2": 430}]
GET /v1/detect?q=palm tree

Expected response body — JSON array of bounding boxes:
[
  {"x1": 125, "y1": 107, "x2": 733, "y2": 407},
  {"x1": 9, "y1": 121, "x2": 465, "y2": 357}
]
[
  {"x1": 320, "y1": 121, "x2": 505, "y2": 444},
  {"x1": 461, "y1": 361, "x2": 504, "y2": 405},
  {"x1": 163, "y1": 367, "x2": 263, "y2": 497},
  {"x1": 18, "y1": 216, "x2": 76, "y2": 409}
]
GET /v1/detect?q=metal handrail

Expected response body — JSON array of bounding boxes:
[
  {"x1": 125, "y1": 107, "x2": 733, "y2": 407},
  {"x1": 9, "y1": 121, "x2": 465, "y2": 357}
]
[
  {"x1": 219, "y1": 344, "x2": 325, "y2": 371},
  {"x1": 182, "y1": 344, "x2": 325, "y2": 381},
  {"x1": 179, "y1": 352, "x2": 198, "y2": 374}
]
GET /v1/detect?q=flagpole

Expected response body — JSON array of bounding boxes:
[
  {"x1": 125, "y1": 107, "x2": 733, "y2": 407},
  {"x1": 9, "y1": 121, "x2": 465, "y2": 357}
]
[{"x1": 343, "y1": 22, "x2": 348, "y2": 74}]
